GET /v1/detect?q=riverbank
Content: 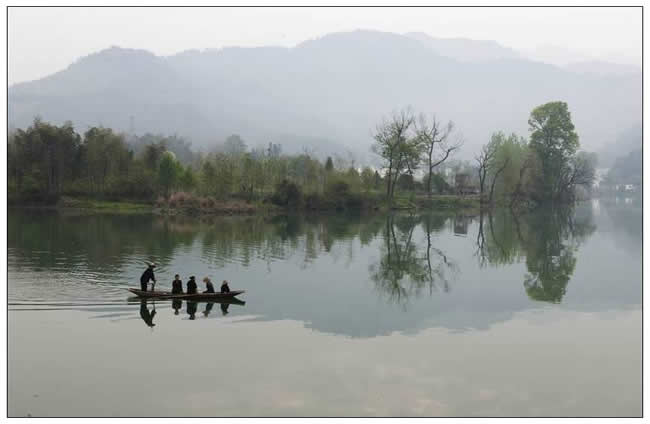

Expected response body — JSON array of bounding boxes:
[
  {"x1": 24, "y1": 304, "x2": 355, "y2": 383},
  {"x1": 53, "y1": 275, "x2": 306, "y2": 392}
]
[{"x1": 10, "y1": 193, "x2": 482, "y2": 215}]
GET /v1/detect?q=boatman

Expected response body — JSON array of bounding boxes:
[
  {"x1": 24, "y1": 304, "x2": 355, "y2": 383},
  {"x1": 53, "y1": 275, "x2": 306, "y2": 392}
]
[
  {"x1": 186, "y1": 276, "x2": 198, "y2": 294},
  {"x1": 140, "y1": 262, "x2": 156, "y2": 292},
  {"x1": 171, "y1": 274, "x2": 183, "y2": 294}
]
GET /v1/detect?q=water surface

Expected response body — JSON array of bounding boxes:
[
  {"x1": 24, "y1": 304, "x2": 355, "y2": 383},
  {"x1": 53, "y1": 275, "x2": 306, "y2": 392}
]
[{"x1": 8, "y1": 199, "x2": 641, "y2": 417}]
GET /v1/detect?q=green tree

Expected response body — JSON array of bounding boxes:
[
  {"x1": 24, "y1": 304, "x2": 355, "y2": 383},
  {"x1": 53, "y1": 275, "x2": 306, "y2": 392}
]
[
  {"x1": 325, "y1": 156, "x2": 334, "y2": 172},
  {"x1": 528, "y1": 101, "x2": 579, "y2": 201},
  {"x1": 158, "y1": 151, "x2": 182, "y2": 197},
  {"x1": 360, "y1": 167, "x2": 375, "y2": 192},
  {"x1": 179, "y1": 164, "x2": 197, "y2": 192}
]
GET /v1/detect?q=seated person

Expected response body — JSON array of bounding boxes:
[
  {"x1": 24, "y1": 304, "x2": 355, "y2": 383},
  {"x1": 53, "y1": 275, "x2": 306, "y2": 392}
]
[
  {"x1": 186, "y1": 276, "x2": 198, "y2": 295},
  {"x1": 171, "y1": 274, "x2": 183, "y2": 294},
  {"x1": 203, "y1": 277, "x2": 215, "y2": 293},
  {"x1": 221, "y1": 280, "x2": 231, "y2": 293}
]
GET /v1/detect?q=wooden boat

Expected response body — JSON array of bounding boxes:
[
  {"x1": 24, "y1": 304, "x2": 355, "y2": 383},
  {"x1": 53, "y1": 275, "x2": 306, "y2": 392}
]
[
  {"x1": 127, "y1": 295, "x2": 246, "y2": 306},
  {"x1": 127, "y1": 288, "x2": 245, "y2": 300}
]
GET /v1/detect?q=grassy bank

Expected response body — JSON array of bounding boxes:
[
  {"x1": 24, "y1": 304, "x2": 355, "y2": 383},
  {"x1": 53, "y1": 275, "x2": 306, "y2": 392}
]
[{"x1": 11, "y1": 192, "x2": 482, "y2": 216}]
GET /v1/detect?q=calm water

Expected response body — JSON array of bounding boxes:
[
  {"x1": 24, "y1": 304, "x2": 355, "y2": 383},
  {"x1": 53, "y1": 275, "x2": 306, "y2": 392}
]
[{"x1": 8, "y1": 199, "x2": 641, "y2": 417}]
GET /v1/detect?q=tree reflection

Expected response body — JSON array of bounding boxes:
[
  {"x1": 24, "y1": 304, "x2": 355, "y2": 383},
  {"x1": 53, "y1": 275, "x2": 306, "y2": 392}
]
[
  {"x1": 475, "y1": 204, "x2": 596, "y2": 303},
  {"x1": 370, "y1": 213, "x2": 458, "y2": 305},
  {"x1": 521, "y1": 206, "x2": 595, "y2": 303}
]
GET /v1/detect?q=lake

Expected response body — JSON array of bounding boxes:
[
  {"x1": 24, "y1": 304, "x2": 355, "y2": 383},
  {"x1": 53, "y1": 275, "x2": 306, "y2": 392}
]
[{"x1": 8, "y1": 198, "x2": 641, "y2": 417}]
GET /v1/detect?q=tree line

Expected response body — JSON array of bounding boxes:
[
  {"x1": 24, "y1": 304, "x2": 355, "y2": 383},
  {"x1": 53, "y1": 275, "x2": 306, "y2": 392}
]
[
  {"x1": 7, "y1": 118, "x2": 385, "y2": 207},
  {"x1": 9, "y1": 101, "x2": 596, "y2": 208},
  {"x1": 371, "y1": 101, "x2": 596, "y2": 208}
]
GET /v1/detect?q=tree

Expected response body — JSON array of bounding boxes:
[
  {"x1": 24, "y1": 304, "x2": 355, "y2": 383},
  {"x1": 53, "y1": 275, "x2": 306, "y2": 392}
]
[
  {"x1": 325, "y1": 156, "x2": 334, "y2": 172},
  {"x1": 179, "y1": 165, "x2": 197, "y2": 191},
  {"x1": 142, "y1": 142, "x2": 166, "y2": 172},
  {"x1": 158, "y1": 151, "x2": 182, "y2": 197},
  {"x1": 371, "y1": 109, "x2": 419, "y2": 203},
  {"x1": 9, "y1": 118, "x2": 81, "y2": 198},
  {"x1": 223, "y1": 134, "x2": 247, "y2": 156},
  {"x1": 84, "y1": 127, "x2": 131, "y2": 194},
  {"x1": 414, "y1": 114, "x2": 461, "y2": 197},
  {"x1": 201, "y1": 160, "x2": 217, "y2": 195},
  {"x1": 528, "y1": 101, "x2": 579, "y2": 201},
  {"x1": 360, "y1": 167, "x2": 375, "y2": 192},
  {"x1": 475, "y1": 140, "x2": 497, "y2": 200}
]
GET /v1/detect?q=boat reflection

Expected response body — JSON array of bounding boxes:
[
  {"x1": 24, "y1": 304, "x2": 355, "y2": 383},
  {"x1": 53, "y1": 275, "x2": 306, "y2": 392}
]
[{"x1": 129, "y1": 297, "x2": 246, "y2": 326}]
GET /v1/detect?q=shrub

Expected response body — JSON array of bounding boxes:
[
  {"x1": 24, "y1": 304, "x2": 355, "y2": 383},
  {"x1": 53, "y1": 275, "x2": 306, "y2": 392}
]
[{"x1": 270, "y1": 179, "x2": 303, "y2": 207}]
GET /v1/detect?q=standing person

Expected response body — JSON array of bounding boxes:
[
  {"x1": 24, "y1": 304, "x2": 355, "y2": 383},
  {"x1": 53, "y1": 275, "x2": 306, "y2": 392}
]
[
  {"x1": 140, "y1": 263, "x2": 156, "y2": 292},
  {"x1": 203, "y1": 277, "x2": 215, "y2": 293},
  {"x1": 171, "y1": 274, "x2": 183, "y2": 294},
  {"x1": 220, "y1": 280, "x2": 231, "y2": 294},
  {"x1": 186, "y1": 276, "x2": 198, "y2": 295}
]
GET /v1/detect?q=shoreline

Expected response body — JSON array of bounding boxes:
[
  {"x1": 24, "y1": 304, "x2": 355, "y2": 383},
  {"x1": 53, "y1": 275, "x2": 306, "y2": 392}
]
[{"x1": 9, "y1": 194, "x2": 483, "y2": 216}]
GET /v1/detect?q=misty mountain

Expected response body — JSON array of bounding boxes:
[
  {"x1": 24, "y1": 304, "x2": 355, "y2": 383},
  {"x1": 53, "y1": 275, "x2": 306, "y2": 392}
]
[
  {"x1": 597, "y1": 123, "x2": 642, "y2": 168},
  {"x1": 9, "y1": 30, "x2": 641, "y2": 162},
  {"x1": 405, "y1": 32, "x2": 522, "y2": 62},
  {"x1": 563, "y1": 60, "x2": 641, "y2": 76}
]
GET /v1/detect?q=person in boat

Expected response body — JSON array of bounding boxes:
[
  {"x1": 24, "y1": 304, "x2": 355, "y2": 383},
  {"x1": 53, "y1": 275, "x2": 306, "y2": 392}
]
[
  {"x1": 186, "y1": 301, "x2": 197, "y2": 320},
  {"x1": 140, "y1": 263, "x2": 156, "y2": 292},
  {"x1": 139, "y1": 300, "x2": 156, "y2": 327},
  {"x1": 186, "y1": 276, "x2": 198, "y2": 295},
  {"x1": 203, "y1": 277, "x2": 215, "y2": 293},
  {"x1": 171, "y1": 274, "x2": 183, "y2": 294},
  {"x1": 221, "y1": 280, "x2": 231, "y2": 293}
]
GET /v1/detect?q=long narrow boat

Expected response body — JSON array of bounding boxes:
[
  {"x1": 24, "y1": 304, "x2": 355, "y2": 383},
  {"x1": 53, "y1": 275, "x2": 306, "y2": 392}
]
[{"x1": 127, "y1": 288, "x2": 245, "y2": 300}]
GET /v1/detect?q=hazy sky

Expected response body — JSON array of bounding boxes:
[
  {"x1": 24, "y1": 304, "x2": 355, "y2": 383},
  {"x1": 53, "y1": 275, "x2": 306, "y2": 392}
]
[{"x1": 9, "y1": 6, "x2": 641, "y2": 85}]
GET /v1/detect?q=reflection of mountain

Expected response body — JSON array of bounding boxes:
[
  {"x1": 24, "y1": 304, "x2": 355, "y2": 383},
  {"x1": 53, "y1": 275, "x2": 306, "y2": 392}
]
[{"x1": 8, "y1": 202, "x2": 641, "y2": 338}]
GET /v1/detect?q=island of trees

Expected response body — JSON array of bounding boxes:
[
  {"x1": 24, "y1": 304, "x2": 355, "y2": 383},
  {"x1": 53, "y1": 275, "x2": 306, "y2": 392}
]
[{"x1": 8, "y1": 101, "x2": 596, "y2": 213}]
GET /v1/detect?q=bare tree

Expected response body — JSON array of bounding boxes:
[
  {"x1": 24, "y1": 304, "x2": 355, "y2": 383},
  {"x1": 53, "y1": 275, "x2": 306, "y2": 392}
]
[
  {"x1": 475, "y1": 142, "x2": 497, "y2": 201},
  {"x1": 371, "y1": 108, "x2": 417, "y2": 203},
  {"x1": 415, "y1": 114, "x2": 461, "y2": 198}
]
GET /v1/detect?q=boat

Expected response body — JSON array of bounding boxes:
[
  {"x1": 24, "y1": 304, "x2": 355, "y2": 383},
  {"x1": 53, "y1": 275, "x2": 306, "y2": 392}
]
[
  {"x1": 127, "y1": 295, "x2": 246, "y2": 306},
  {"x1": 127, "y1": 288, "x2": 245, "y2": 300}
]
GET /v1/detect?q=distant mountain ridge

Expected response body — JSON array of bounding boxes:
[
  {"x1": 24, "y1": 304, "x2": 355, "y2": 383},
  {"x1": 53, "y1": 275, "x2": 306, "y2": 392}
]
[{"x1": 9, "y1": 30, "x2": 641, "y2": 162}]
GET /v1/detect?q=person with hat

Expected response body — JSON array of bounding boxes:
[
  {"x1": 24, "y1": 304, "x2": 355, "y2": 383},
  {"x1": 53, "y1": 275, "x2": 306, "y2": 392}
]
[
  {"x1": 140, "y1": 262, "x2": 156, "y2": 292},
  {"x1": 203, "y1": 277, "x2": 215, "y2": 293},
  {"x1": 186, "y1": 276, "x2": 198, "y2": 295},
  {"x1": 171, "y1": 274, "x2": 184, "y2": 294},
  {"x1": 220, "y1": 280, "x2": 231, "y2": 294}
]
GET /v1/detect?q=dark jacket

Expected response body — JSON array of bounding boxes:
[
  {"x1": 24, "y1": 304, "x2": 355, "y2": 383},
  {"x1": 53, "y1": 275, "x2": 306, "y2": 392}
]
[
  {"x1": 140, "y1": 268, "x2": 156, "y2": 284},
  {"x1": 187, "y1": 279, "x2": 198, "y2": 294},
  {"x1": 171, "y1": 279, "x2": 183, "y2": 294},
  {"x1": 203, "y1": 281, "x2": 215, "y2": 293},
  {"x1": 221, "y1": 282, "x2": 230, "y2": 293}
]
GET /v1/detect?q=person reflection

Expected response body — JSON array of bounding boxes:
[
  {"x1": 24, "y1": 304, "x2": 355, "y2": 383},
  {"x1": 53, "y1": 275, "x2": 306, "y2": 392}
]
[
  {"x1": 172, "y1": 298, "x2": 182, "y2": 316},
  {"x1": 203, "y1": 302, "x2": 214, "y2": 317},
  {"x1": 186, "y1": 301, "x2": 198, "y2": 320},
  {"x1": 220, "y1": 302, "x2": 230, "y2": 315},
  {"x1": 139, "y1": 300, "x2": 156, "y2": 327}
]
